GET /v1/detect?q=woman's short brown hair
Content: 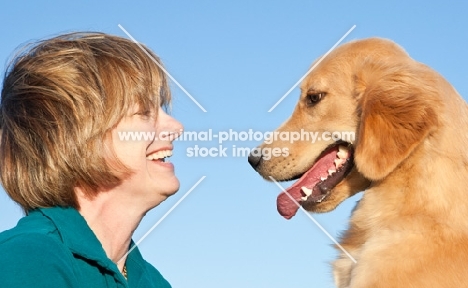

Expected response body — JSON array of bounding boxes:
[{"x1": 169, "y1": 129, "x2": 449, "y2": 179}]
[{"x1": 0, "y1": 32, "x2": 171, "y2": 212}]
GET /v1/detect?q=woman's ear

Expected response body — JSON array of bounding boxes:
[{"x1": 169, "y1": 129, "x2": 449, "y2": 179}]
[{"x1": 353, "y1": 61, "x2": 440, "y2": 181}]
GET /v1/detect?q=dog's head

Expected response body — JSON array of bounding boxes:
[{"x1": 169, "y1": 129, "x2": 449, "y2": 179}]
[{"x1": 249, "y1": 38, "x2": 440, "y2": 218}]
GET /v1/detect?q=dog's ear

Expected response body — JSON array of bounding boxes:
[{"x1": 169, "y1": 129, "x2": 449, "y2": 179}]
[{"x1": 353, "y1": 61, "x2": 440, "y2": 181}]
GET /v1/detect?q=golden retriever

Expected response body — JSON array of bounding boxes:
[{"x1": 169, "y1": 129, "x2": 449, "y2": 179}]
[{"x1": 248, "y1": 38, "x2": 468, "y2": 287}]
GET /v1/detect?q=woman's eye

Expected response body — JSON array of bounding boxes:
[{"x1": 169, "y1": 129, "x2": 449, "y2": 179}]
[
  {"x1": 306, "y1": 93, "x2": 324, "y2": 106},
  {"x1": 134, "y1": 110, "x2": 152, "y2": 118}
]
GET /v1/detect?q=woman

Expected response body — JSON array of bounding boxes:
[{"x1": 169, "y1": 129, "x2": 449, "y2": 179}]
[{"x1": 0, "y1": 32, "x2": 182, "y2": 287}]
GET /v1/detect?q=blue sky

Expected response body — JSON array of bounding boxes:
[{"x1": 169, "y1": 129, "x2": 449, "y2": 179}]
[{"x1": 1, "y1": 1, "x2": 467, "y2": 287}]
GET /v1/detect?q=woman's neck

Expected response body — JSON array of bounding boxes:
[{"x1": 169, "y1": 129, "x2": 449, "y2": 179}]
[{"x1": 75, "y1": 188, "x2": 144, "y2": 271}]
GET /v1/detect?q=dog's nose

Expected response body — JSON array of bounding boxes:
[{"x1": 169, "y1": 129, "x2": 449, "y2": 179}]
[{"x1": 248, "y1": 151, "x2": 262, "y2": 169}]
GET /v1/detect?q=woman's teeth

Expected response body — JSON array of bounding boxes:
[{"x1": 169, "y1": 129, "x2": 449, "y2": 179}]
[{"x1": 146, "y1": 150, "x2": 173, "y2": 161}]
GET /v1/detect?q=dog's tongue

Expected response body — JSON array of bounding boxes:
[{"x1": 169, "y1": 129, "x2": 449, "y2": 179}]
[{"x1": 277, "y1": 147, "x2": 339, "y2": 219}]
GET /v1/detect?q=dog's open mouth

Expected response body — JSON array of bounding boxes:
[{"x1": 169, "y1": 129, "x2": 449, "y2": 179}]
[{"x1": 277, "y1": 143, "x2": 354, "y2": 219}]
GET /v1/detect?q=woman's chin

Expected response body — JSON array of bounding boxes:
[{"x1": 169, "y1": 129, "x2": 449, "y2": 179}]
[{"x1": 160, "y1": 179, "x2": 181, "y2": 198}]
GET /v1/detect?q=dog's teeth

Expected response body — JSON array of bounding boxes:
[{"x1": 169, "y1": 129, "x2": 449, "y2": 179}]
[
  {"x1": 328, "y1": 168, "x2": 336, "y2": 175},
  {"x1": 320, "y1": 176, "x2": 327, "y2": 181},
  {"x1": 334, "y1": 158, "x2": 341, "y2": 167},
  {"x1": 334, "y1": 158, "x2": 347, "y2": 168},
  {"x1": 316, "y1": 194, "x2": 327, "y2": 203},
  {"x1": 337, "y1": 145, "x2": 349, "y2": 159},
  {"x1": 301, "y1": 186, "x2": 312, "y2": 196},
  {"x1": 301, "y1": 186, "x2": 312, "y2": 201}
]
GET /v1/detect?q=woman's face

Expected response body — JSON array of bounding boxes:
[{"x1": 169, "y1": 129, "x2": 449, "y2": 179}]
[{"x1": 111, "y1": 106, "x2": 183, "y2": 209}]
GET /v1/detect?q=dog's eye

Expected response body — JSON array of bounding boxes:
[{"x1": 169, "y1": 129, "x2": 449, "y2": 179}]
[{"x1": 306, "y1": 93, "x2": 324, "y2": 106}]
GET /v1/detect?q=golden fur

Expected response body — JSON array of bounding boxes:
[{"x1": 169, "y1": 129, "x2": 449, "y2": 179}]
[{"x1": 252, "y1": 38, "x2": 468, "y2": 287}]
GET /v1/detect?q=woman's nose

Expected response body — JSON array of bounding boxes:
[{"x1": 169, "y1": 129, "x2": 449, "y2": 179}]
[{"x1": 157, "y1": 109, "x2": 184, "y2": 141}]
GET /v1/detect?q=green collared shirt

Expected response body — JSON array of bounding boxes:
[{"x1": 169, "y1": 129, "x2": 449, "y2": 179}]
[{"x1": 0, "y1": 206, "x2": 171, "y2": 288}]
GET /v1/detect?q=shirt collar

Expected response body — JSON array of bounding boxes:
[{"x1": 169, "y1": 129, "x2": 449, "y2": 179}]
[{"x1": 34, "y1": 206, "x2": 147, "y2": 282}]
